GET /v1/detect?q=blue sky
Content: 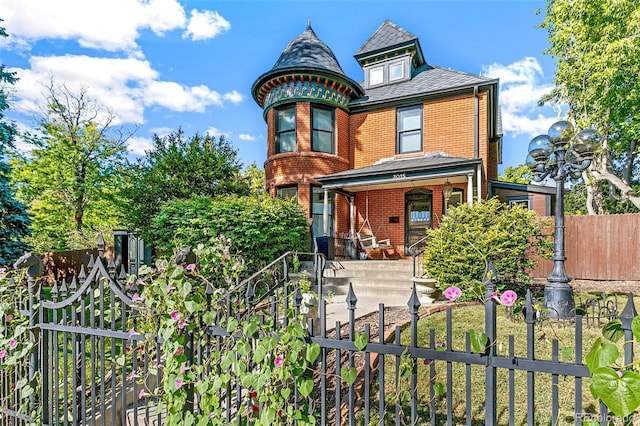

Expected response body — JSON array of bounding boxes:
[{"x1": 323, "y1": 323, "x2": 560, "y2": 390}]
[{"x1": 0, "y1": 0, "x2": 563, "y2": 175}]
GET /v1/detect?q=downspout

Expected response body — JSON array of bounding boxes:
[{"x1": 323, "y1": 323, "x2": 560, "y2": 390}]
[
  {"x1": 473, "y1": 85, "x2": 481, "y2": 203},
  {"x1": 474, "y1": 85, "x2": 479, "y2": 159}
]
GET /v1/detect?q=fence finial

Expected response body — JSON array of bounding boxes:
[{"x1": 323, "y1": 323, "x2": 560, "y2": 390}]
[
  {"x1": 524, "y1": 289, "x2": 536, "y2": 324},
  {"x1": 245, "y1": 281, "x2": 255, "y2": 306},
  {"x1": 407, "y1": 283, "x2": 421, "y2": 314},
  {"x1": 97, "y1": 233, "x2": 105, "y2": 258},
  {"x1": 346, "y1": 282, "x2": 357, "y2": 310},
  {"x1": 619, "y1": 292, "x2": 637, "y2": 331},
  {"x1": 483, "y1": 262, "x2": 498, "y2": 296}
]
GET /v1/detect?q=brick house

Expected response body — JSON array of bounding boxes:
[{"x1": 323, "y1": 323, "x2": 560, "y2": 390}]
[{"x1": 251, "y1": 20, "x2": 552, "y2": 259}]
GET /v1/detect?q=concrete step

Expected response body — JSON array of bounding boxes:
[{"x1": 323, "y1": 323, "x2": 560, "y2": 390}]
[{"x1": 326, "y1": 260, "x2": 414, "y2": 273}]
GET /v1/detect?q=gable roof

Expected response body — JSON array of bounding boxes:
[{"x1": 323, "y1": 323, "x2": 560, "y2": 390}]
[
  {"x1": 349, "y1": 64, "x2": 497, "y2": 108},
  {"x1": 354, "y1": 20, "x2": 424, "y2": 66}
]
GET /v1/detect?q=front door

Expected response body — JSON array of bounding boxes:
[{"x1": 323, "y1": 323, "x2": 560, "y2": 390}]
[{"x1": 405, "y1": 189, "x2": 432, "y2": 254}]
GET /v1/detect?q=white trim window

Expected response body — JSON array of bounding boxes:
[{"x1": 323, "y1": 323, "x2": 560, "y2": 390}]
[
  {"x1": 397, "y1": 105, "x2": 422, "y2": 154},
  {"x1": 275, "y1": 106, "x2": 296, "y2": 153}
]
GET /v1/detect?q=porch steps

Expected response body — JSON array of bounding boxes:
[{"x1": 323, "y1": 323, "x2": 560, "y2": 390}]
[{"x1": 320, "y1": 259, "x2": 421, "y2": 299}]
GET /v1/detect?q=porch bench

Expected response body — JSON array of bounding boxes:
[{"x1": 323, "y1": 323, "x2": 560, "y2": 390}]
[{"x1": 356, "y1": 232, "x2": 392, "y2": 254}]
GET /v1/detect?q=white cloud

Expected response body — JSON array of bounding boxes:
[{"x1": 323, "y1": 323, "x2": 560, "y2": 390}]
[
  {"x1": 9, "y1": 54, "x2": 242, "y2": 126},
  {"x1": 0, "y1": 0, "x2": 188, "y2": 54},
  {"x1": 238, "y1": 134, "x2": 256, "y2": 142},
  {"x1": 206, "y1": 127, "x2": 229, "y2": 138},
  {"x1": 127, "y1": 136, "x2": 154, "y2": 156},
  {"x1": 483, "y1": 57, "x2": 563, "y2": 138},
  {"x1": 183, "y1": 10, "x2": 231, "y2": 41}
]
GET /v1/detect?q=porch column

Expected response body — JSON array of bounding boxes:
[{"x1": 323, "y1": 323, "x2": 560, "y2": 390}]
[
  {"x1": 476, "y1": 164, "x2": 482, "y2": 204},
  {"x1": 323, "y1": 188, "x2": 329, "y2": 236},
  {"x1": 349, "y1": 195, "x2": 355, "y2": 237},
  {"x1": 467, "y1": 173, "x2": 474, "y2": 206}
]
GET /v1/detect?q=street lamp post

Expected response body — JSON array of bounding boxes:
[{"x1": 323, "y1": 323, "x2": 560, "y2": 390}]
[{"x1": 526, "y1": 120, "x2": 600, "y2": 319}]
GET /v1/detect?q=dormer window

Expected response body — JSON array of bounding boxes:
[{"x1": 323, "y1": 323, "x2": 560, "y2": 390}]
[
  {"x1": 389, "y1": 61, "x2": 404, "y2": 81},
  {"x1": 364, "y1": 55, "x2": 410, "y2": 88},
  {"x1": 369, "y1": 66, "x2": 384, "y2": 86}
]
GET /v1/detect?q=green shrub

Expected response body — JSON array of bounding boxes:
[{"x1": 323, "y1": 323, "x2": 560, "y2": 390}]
[
  {"x1": 423, "y1": 197, "x2": 552, "y2": 299},
  {"x1": 148, "y1": 195, "x2": 309, "y2": 274}
]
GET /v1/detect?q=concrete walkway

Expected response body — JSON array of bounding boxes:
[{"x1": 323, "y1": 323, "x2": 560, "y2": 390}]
[{"x1": 320, "y1": 291, "x2": 422, "y2": 328}]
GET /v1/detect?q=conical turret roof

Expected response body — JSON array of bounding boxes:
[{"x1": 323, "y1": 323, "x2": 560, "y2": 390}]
[{"x1": 271, "y1": 24, "x2": 345, "y2": 75}]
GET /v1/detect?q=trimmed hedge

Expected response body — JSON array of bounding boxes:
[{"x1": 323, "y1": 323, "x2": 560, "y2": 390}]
[{"x1": 148, "y1": 195, "x2": 310, "y2": 274}]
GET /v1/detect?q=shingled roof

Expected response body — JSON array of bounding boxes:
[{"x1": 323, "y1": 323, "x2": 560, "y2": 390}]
[
  {"x1": 271, "y1": 24, "x2": 345, "y2": 75},
  {"x1": 354, "y1": 20, "x2": 424, "y2": 66},
  {"x1": 350, "y1": 64, "x2": 497, "y2": 108}
]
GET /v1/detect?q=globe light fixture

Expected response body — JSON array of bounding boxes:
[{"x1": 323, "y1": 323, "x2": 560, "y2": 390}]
[{"x1": 526, "y1": 120, "x2": 600, "y2": 319}]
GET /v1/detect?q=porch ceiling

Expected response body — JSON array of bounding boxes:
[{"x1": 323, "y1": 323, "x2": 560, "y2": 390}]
[{"x1": 314, "y1": 154, "x2": 480, "y2": 192}]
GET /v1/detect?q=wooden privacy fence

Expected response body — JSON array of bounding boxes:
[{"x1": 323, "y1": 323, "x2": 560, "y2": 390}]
[
  {"x1": 532, "y1": 213, "x2": 640, "y2": 281},
  {"x1": 1, "y1": 246, "x2": 637, "y2": 425}
]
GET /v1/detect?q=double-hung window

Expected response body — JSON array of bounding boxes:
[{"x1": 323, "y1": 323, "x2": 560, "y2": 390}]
[
  {"x1": 275, "y1": 106, "x2": 296, "y2": 153},
  {"x1": 277, "y1": 186, "x2": 298, "y2": 201},
  {"x1": 397, "y1": 105, "x2": 422, "y2": 154},
  {"x1": 312, "y1": 106, "x2": 335, "y2": 154}
]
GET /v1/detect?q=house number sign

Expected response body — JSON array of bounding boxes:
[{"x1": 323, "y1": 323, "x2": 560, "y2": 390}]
[{"x1": 393, "y1": 173, "x2": 406, "y2": 179}]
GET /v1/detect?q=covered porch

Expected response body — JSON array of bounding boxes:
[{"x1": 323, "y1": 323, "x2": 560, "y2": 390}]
[{"x1": 314, "y1": 154, "x2": 484, "y2": 259}]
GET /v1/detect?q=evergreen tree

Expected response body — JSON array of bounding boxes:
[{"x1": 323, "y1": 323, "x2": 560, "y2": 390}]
[{"x1": 0, "y1": 20, "x2": 31, "y2": 265}]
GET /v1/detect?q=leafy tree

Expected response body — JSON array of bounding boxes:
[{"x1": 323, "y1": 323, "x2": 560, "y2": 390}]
[
  {"x1": 10, "y1": 82, "x2": 131, "y2": 251},
  {"x1": 499, "y1": 164, "x2": 532, "y2": 184},
  {"x1": 539, "y1": 0, "x2": 640, "y2": 213},
  {"x1": 242, "y1": 163, "x2": 266, "y2": 196},
  {"x1": 124, "y1": 129, "x2": 249, "y2": 238},
  {"x1": 423, "y1": 198, "x2": 552, "y2": 300},
  {"x1": 148, "y1": 195, "x2": 309, "y2": 274},
  {"x1": 0, "y1": 21, "x2": 31, "y2": 264}
]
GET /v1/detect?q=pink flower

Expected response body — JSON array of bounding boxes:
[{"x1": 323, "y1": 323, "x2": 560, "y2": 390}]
[
  {"x1": 274, "y1": 355, "x2": 284, "y2": 368},
  {"x1": 177, "y1": 319, "x2": 187, "y2": 330},
  {"x1": 0, "y1": 267, "x2": 6, "y2": 278},
  {"x1": 499, "y1": 290, "x2": 518, "y2": 307},
  {"x1": 166, "y1": 284, "x2": 174, "y2": 292},
  {"x1": 170, "y1": 311, "x2": 181, "y2": 321},
  {"x1": 175, "y1": 346, "x2": 183, "y2": 355},
  {"x1": 185, "y1": 263, "x2": 195, "y2": 272},
  {"x1": 0, "y1": 350, "x2": 6, "y2": 359},
  {"x1": 180, "y1": 363, "x2": 186, "y2": 374},
  {"x1": 138, "y1": 389, "x2": 148, "y2": 399},
  {"x1": 443, "y1": 286, "x2": 462, "y2": 302},
  {"x1": 8, "y1": 339, "x2": 17, "y2": 350},
  {"x1": 4, "y1": 314, "x2": 13, "y2": 322},
  {"x1": 129, "y1": 328, "x2": 139, "y2": 337},
  {"x1": 175, "y1": 378, "x2": 183, "y2": 389},
  {"x1": 132, "y1": 293, "x2": 142, "y2": 303}
]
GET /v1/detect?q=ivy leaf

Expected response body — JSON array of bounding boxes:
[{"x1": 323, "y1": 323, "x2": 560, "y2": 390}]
[
  {"x1": 590, "y1": 368, "x2": 640, "y2": 417},
  {"x1": 260, "y1": 407, "x2": 277, "y2": 425},
  {"x1": 297, "y1": 377, "x2": 314, "y2": 398},
  {"x1": 253, "y1": 344, "x2": 267, "y2": 364},
  {"x1": 631, "y1": 316, "x2": 640, "y2": 341},
  {"x1": 585, "y1": 338, "x2": 618, "y2": 373},
  {"x1": 354, "y1": 332, "x2": 368, "y2": 351},
  {"x1": 469, "y1": 330, "x2": 488, "y2": 353},
  {"x1": 560, "y1": 347, "x2": 573, "y2": 361},
  {"x1": 306, "y1": 342, "x2": 320, "y2": 363},
  {"x1": 226, "y1": 318, "x2": 238, "y2": 334},
  {"x1": 341, "y1": 367, "x2": 358, "y2": 386},
  {"x1": 280, "y1": 388, "x2": 291, "y2": 400},
  {"x1": 184, "y1": 300, "x2": 199, "y2": 314},
  {"x1": 602, "y1": 319, "x2": 624, "y2": 342},
  {"x1": 434, "y1": 382, "x2": 445, "y2": 397}
]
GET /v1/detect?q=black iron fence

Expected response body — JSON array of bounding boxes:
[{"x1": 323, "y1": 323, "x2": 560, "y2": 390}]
[{"x1": 0, "y1": 244, "x2": 636, "y2": 425}]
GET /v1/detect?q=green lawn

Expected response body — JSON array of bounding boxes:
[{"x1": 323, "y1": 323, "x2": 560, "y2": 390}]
[{"x1": 368, "y1": 294, "x2": 637, "y2": 425}]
